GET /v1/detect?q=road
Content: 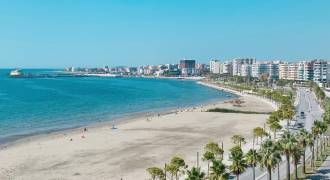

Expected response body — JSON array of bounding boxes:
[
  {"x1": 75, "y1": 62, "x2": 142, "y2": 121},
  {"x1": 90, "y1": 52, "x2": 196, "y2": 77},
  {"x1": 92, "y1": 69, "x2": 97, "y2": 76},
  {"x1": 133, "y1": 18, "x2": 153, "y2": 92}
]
[{"x1": 240, "y1": 88, "x2": 323, "y2": 180}]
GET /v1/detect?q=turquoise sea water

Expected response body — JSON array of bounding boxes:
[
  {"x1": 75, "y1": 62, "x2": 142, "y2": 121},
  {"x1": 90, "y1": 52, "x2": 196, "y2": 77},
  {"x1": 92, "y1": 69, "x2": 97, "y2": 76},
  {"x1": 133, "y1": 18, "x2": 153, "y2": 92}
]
[{"x1": 0, "y1": 69, "x2": 234, "y2": 143}]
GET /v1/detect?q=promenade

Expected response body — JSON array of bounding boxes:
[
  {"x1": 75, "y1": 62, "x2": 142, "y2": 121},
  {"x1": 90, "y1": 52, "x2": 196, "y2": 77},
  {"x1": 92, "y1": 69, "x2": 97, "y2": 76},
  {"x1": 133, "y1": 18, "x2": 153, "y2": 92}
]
[{"x1": 240, "y1": 87, "x2": 324, "y2": 180}]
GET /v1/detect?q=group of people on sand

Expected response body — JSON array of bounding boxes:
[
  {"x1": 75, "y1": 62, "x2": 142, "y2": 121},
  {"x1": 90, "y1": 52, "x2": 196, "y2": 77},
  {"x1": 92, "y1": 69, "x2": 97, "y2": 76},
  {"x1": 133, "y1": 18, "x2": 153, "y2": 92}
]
[{"x1": 68, "y1": 125, "x2": 118, "y2": 142}]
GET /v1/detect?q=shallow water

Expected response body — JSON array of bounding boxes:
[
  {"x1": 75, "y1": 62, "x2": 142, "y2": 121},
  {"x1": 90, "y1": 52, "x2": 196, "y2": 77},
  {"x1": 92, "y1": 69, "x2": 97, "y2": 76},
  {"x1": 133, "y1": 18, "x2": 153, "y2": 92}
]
[{"x1": 0, "y1": 69, "x2": 234, "y2": 142}]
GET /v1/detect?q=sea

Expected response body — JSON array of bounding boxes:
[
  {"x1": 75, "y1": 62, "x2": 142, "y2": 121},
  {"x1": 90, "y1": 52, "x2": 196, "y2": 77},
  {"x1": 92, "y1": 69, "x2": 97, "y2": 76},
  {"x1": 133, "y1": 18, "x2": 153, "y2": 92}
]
[{"x1": 0, "y1": 69, "x2": 235, "y2": 143}]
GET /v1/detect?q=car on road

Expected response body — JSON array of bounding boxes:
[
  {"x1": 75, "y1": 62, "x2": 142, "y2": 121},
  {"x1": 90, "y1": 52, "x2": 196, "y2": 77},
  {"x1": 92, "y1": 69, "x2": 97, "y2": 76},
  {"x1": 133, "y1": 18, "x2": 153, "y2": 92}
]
[{"x1": 300, "y1": 111, "x2": 305, "y2": 118}]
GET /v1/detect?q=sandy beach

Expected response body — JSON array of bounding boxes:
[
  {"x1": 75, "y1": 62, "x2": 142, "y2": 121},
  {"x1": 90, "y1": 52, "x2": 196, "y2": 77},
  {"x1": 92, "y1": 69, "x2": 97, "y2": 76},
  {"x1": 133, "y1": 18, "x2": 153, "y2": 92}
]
[{"x1": 0, "y1": 83, "x2": 275, "y2": 180}]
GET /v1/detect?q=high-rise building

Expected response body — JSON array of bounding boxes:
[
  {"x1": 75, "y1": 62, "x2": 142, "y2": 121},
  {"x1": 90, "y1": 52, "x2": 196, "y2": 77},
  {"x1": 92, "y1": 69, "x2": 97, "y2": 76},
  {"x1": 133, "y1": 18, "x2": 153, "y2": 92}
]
[
  {"x1": 304, "y1": 62, "x2": 314, "y2": 81},
  {"x1": 240, "y1": 64, "x2": 252, "y2": 77},
  {"x1": 287, "y1": 63, "x2": 298, "y2": 80},
  {"x1": 251, "y1": 62, "x2": 269, "y2": 78},
  {"x1": 209, "y1": 60, "x2": 221, "y2": 74},
  {"x1": 232, "y1": 58, "x2": 255, "y2": 76},
  {"x1": 268, "y1": 63, "x2": 279, "y2": 80},
  {"x1": 221, "y1": 61, "x2": 233, "y2": 75},
  {"x1": 279, "y1": 63, "x2": 289, "y2": 80},
  {"x1": 297, "y1": 61, "x2": 313, "y2": 81},
  {"x1": 179, "y1": 59, "x2": 196, "y2": 76},
  {"x1": 313, "y1": 60, "x2": 328, "y2": 84}
]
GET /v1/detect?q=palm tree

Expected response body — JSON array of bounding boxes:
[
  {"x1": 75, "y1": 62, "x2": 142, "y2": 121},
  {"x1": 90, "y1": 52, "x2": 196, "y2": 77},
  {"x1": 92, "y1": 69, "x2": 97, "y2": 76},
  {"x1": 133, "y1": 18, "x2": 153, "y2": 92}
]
[
  {"x1": 229, "y1": 146, "x2": 247, "y2": 180},
  {"x1": 281, "y1": 106, "x2": 294, "y2": 128},
  {"x1": 279, "y1": 131, "x2": 298, "y2": 180},
  {"x1": 166, "y1": 156, "x2": 187, "y2": 180},
  {"x1": 297, "y1": 129, "x2": 309, "y2": 174},
  {"x1": 267, "y1": 111, "x2": 280, "y2": 126},
  {"x1": 312, "y1": 122, "x2": 321, "y2": 161},
  {"x1": 147, "y1": 167, "x2": 165, "y2": 180},
  {"x1": 205, "y1": 142, "x2": 224, "y2": 160},
  {"x1": 305, "y1": 132, "x2": 315, "y2": 169},
  {"x1": 253, "y1": 127, "x2": 267, "y2": 144},
  {"x1": 320, "y1": 121, "x2": 328, "y2": 153},
  {"x1": 245, "y1": 149, "x2": 259, "y2": 180},
  {"x1": 292, "y1": 146, "x2": 302, "y2": 180},
  {"x1": 231, "y1": 135, "x2": 246, "y2": 148},
  {"x1": 210, "y1": 159, "x2": 229, "y2": 180},
  {"x1": 185, "y1": 167, "x2": 205, "y2": 180},
  {"x1": 258, "y1": 140, "x2": 282, "y2": 180},
  {"x1": 202, "y1": 151, "x2": 215, "y2": 178},
  {"x1": 269, "y1": 121, "x2": 282, "y2": 139}
]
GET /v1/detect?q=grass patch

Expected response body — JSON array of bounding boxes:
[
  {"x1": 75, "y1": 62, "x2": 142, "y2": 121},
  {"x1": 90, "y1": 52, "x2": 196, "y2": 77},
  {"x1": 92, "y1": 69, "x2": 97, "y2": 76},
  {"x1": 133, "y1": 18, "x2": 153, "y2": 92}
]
[{"x1": 206, "y1": 108, "x2": 271, "y2": 114}]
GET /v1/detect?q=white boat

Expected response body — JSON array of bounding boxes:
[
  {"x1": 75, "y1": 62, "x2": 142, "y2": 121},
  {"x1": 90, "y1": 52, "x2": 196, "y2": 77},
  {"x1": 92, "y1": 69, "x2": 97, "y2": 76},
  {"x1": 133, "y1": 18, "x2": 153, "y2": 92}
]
[{"x1": 9, "y1": 69, "x2": 22, "y2": 77}]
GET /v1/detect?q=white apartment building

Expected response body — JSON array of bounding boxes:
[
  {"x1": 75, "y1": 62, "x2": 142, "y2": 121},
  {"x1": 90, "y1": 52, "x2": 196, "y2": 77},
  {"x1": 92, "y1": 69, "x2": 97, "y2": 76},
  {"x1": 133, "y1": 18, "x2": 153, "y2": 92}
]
[
  {"x1": 279, "y1": 63, "x2": 288, "y2": 79},
  {"x1": 209, "y1": 60, "x2": 221, "y2": 74},
  {"x1": 240, "y1": 64, "x2": 252, "y2": 77},
  {"x1": 221, "y1": 62, "x2": 232, "y2": 75},
  {"x1": 251, "y1": 62, "x2": 269, "y2": 78},
  {"x1": 297, "y1": 61, "x2": 313, "y2": 81},
  {"x1": 287, "y1": 63, "x2": 298, "y2": 80},
  {"x1": 232, "y1": 58, "x2": 255, "y2": 76},
  {"x1": 313, "y1": 60, "x2": 328, "y2": 84}
]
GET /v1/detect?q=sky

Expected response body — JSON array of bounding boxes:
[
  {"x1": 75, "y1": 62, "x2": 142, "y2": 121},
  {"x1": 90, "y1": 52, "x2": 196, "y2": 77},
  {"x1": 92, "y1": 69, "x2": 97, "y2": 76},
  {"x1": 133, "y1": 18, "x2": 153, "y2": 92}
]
[{"x1": 0, "y1": 0, "x2": 330, "y2": 68}]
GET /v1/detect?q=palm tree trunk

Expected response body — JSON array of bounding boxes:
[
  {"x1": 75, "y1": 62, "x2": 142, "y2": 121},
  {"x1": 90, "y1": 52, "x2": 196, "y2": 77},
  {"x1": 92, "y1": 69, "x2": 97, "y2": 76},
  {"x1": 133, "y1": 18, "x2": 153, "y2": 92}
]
[
  {"x1": 207, "y1": 161, "x2": 210, "y2": 178},
  {"x1": 320, "y1": 137, "x2": 323, "y2": 157},
  {"x1": 295, "y1": 163, "x2": 298, "y2": 180},
  {"x1": 256, "y1": 137, "x2": 259, "y2": 145},
  {"x1": 267, "y1": 167, "x2": 272, "y2": 180},
  {"x1": 312, "y1": 145, "x2": 315, "y2": 168},
  {"x1": 302, "y1": 149, "x2": 306, "y2": 174},
  {"x1": 164, "y1": 163, "x2": 167, "y2": 180},
  {"x1": 316, "y1": 139, "x2": 319, "y2": 160},
  {"x1": 277, "y1": 164, "x2": 280, "y2": 180},
  {"x1": 237, "y1": 170, "x2": 240, "y2": 180},
  {"x1": 324, "y1": 136, "x2": 326, "y2": 152},
  {"x1": 253, "y1": 164, "x2": 256, "y2": 180},
  {"x1": 286, "y1": 154, "x2": 291, "y2": 180}
]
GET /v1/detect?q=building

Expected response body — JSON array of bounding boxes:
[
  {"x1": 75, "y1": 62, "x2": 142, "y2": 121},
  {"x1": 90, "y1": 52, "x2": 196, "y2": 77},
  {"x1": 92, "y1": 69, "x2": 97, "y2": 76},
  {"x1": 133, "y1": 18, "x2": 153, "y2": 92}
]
[
  {"x1": 298, "y1": 62, "x2": 305, "y2": 81},
  {"x1": 287, "y1": 63, "x2": 298, "y2": 80},
  {"x1": 303, "y1": 62, "x2": 314, "y2": 81},
  {"x1": 297, "y1": 61, "x2": 313, "y2": 81},
  {"x1": 279, "y1": 63, "x2": 288, "y2": 80},
  {"x1": 313, "y1": 60, "x2": 328, "y2": 84},
  {"x1": 179, "y1": 60, "x2": 196, "y2": 76},
  {"x1": 327, "y1": 63, "x2": 330, "y2": 83},
  {"x1": 240, "y1": 64, "x2": 252, "y2": 77},
  {"x1": 268, "y1": 63, "x2": 279, "y2": 80},
  {"x1": 209, "y1": 60, "x2": 221, "y2": 74},
  {"x1": 251, "y1": 62, "x2": 269, "y2": 78},
  {"x1": 232, "y1": 58, "x2": 256, "y2": 76},
  {"x1": 221, "y1": 62, "x2": 233, "y2": 75}
]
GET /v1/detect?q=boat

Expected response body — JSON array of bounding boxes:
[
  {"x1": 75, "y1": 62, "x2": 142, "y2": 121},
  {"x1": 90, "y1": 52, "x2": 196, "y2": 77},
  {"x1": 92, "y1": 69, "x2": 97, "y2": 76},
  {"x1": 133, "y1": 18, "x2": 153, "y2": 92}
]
[{"x1": 9, "y1": 69, "x2": 23, "y2": 77}]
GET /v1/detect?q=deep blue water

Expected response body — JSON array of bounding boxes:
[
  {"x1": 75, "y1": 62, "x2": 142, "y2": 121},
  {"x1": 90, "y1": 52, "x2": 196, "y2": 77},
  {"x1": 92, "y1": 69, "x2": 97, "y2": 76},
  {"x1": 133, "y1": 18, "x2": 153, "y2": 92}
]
[{"x1": 0, "y1": 69, "x2": 234, "y2": 142}]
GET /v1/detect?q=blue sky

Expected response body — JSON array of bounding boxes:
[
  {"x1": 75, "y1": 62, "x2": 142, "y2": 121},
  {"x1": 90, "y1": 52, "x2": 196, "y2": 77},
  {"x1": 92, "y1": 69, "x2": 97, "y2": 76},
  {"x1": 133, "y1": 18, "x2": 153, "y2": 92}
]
[{"x1": 0, "y1": 0, "x2": 329, "y2": 68}]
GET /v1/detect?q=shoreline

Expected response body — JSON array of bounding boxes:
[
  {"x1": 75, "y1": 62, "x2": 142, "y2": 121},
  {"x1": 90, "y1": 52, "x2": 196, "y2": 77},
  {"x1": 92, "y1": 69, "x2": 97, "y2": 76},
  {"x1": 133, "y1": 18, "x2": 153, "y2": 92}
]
[
  {"x1": 0, "y1": 81, "x2": 276, "y2": 180},
  {"x1": 0, "y1": 81, "x2": 236, "y2": 147}
]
